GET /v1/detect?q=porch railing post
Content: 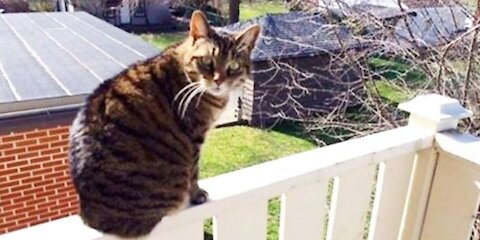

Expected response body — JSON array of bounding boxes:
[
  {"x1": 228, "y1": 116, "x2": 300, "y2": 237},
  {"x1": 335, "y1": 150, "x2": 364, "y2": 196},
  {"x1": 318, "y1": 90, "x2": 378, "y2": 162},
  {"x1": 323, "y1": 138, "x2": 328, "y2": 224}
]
[{"x1": 397, "y1": 94, "x2": 472, "y2": 240}]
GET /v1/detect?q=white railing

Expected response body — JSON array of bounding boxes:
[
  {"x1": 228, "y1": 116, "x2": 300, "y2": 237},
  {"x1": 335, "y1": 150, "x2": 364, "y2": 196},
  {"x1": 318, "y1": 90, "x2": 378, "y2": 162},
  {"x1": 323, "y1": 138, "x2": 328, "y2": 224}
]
[{"x1": 1, "y1": 94, "x2": 479, "y2": 240}]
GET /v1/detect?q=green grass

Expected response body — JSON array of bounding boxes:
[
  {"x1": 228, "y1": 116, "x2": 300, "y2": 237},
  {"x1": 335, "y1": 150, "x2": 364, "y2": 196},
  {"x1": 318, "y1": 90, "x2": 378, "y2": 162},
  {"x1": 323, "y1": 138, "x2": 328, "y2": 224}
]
[
  {"x1": 368, "y1": 57, "x2": 426, "y2": 103},
  {"x1": 140, "y1": 32, "x2": 186, "y2": 50},
  {"x1": 201, "y1": 125, "x2": 315, "y2": 178},
  {"x1": 239, "y1": 1, "x2": 288, "y2": 21},
  {"x1": 200, "y1": 125, "x2": 317, "y2": 239},
  {"x1": 140, "y1": 1, "x2": 288, "y2": 50}
]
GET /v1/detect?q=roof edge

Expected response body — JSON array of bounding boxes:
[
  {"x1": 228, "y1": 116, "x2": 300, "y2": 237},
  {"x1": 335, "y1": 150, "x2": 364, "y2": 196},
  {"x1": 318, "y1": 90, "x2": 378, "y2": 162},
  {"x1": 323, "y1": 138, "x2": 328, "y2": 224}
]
[{"x1": 0, "y1": 95, "x2": 86, "y2": 121}]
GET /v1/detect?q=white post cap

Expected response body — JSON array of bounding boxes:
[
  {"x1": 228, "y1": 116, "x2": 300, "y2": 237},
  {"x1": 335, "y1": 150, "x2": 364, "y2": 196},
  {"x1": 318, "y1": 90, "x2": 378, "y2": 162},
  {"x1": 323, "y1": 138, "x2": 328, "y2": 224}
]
[{"x1": 399, "y1": 94, "x2": 472, "y2": 132}]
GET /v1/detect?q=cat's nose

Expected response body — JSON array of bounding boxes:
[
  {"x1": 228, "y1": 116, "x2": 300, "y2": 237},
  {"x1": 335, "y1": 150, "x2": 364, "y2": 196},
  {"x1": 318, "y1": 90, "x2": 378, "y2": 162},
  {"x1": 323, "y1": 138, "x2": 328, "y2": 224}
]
[{"x1": 214, "y1": 79, "x2": 224, "y2": 86}]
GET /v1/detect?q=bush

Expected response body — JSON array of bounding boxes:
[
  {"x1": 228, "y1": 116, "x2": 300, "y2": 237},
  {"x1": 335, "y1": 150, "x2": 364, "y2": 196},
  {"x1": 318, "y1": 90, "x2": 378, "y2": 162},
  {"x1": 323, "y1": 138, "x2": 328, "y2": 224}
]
[{"x1": 0, "y1": 0, "x2": 29, "y2": 13}]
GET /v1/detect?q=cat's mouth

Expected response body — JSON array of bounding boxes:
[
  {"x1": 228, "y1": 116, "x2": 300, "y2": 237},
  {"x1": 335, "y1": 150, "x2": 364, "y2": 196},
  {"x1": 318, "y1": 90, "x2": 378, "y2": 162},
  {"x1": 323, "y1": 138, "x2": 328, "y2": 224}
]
[{"x1": 207, "y1": 85, "x2": 229, "y2": 97}]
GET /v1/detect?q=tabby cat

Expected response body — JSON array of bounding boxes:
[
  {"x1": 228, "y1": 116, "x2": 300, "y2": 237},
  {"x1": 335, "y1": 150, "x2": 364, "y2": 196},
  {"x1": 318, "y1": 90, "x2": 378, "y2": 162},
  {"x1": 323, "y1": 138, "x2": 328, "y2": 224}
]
[{"x1": 69, "y1": 11, "x2": 260, "y2": 238}]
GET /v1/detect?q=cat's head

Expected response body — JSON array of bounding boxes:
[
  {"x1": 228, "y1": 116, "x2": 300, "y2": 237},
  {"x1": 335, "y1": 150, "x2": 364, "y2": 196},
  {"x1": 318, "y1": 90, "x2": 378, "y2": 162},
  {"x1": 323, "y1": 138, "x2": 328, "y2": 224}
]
[{"x1": 179, "y1": 11, "x2": 261, "y2": 97}]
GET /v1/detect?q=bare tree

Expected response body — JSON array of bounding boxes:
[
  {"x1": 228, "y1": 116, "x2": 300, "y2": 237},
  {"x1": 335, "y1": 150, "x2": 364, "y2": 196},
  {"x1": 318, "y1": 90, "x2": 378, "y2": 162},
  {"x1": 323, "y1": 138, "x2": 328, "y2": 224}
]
[{"x1": 229, "y1": 0, "x2": 240, "y2": 23}]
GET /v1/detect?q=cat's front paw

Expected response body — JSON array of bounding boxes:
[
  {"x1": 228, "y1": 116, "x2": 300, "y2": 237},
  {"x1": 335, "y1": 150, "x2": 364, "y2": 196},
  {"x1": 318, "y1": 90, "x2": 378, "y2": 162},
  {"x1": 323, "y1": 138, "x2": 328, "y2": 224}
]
[{"x1": 190, "y1": 188, "x2": 209, "y2": 205}]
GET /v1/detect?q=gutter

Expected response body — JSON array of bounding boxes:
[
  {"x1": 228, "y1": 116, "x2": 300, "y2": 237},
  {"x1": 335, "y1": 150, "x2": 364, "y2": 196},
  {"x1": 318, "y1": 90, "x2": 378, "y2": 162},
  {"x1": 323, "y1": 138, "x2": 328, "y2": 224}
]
[{"x1": 0, "y1": 103, "x2": 84, "y2": 122}]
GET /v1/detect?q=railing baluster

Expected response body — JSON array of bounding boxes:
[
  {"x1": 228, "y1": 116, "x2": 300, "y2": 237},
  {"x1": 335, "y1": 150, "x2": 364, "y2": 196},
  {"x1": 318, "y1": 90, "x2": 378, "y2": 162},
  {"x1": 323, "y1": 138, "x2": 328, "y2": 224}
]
[
  {"x1": 279, "y1": 181, "x2": 328, "y2": 240},
  {"x1": 213, "y1": 200, "x2": 268, "y2": 240},
  {"x1": 368, "y1": 153, "x2": 415, "y2": 240},
  {"x1": 420, "y1": 150, "x2": 480, "y2": 240},
  {"x1": 326, "y1": 165, "x2": 376, "y2": 240}
]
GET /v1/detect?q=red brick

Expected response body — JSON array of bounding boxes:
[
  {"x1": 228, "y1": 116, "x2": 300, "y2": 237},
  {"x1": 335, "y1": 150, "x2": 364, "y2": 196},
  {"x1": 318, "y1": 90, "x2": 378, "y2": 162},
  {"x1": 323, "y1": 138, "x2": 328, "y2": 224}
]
[
  {"x1": 25, "y1": 197, "x2": 47, "y2": 206},
  {"x1": 0, "y1": 155, "x2": 15, "y2": 162},
  {"x1": 56, "y1": 186, "x2": 75, "y2": 194},
  {"x1": 4, "y1": 148, "x2": 26, "y2": 156},
  {"x1": 17, "y1": 152, "x2": 40, "y2": 160},
  {"x1": 31, "y1": 156, "x2": 51, "y2": 164},
  {"x1": 60, "y1": 134, "x2": 69, "y2": 140},
  {"x1": 10, "y1": 184, "x2": 32, "y2": 192},
  {"x1": 24, "y1": 188, "x2": 44, "y2": 196},
  {"x1": 2, "y1": 134, "x2": 25, "y2": 143},
  {"x1": 9, "y1": 172, "x2": 31, "y2": 181},
  {"x1": 21, "y1": 176, "x2": 42, "y2": 184},
  {"x1": 0, "y1": 188, "x2": 9, "y2": 195},
  {"x1": 53, "y1": 165, "x2": 68, "y2": 172},
  {"x1": 38, "y1": 136, "x2": 60, "y2": 144},
  {"x1": 45, "y1": 182, "x2": 65, "y2": 192},
  {"x1": 36, "y1": 190, "x2": 56, "y2": 199},
  {"x1": 18, "y1": 215, "x2": 39, "y2": 225},
  {"x1": 49, "y1": 202, "x2": 69, "y2": 211},
  {"x1": 0, "y1": 210, "x2": 14, "y2": 220},
  {"x1": 48, "y1": 192, "x2": 68, "y2": 202},
  {"x1": 0, "y1": 168, "x2": 18, "y2": 176},
  {"x1": 15, "y1": 139, "x2": 38, "y2": 147},
  {"x1": 19, "y1": 164, "x2": 41, "y2": 172},
  {"x1": 0, "y1": 181, "x2": 20, "y2": 190},
  {"x1": 44, "y1": 172, "x2": 65, "y2": 180},
  {"x1": 57, "y1": 195, "x2": 78, "y2": 204},
  {"x1": 28, "y1": 218, "x2": 48, "y2": 227},
  {"x1": 49, "y1": 214, "x2": 66, "y2": 221},
  {"x1": 60, "y1": 205, "x2": 79, "y2": 214},
  {"x1": 27, "y1": 143, "x2": 49, "y2": 152},
  {"x1": 33, "y1": 179, "x2": 54, "y2": 188},
  {"x1": 5, "y1": 213, "x2": 25, "y2": 222},
  {"x1": 27, "y1": 208, "x2": 48, "y2": 217},
  {"x1": 40, "y1": 148, "x2": 61, "y2": 155},
  {"x1": 7, "y1": 223, "x2": 29, "y2": 232},
  {"x1": 42, "y1": 159, "x2": 63, "y2": 168},
  {"x1": 0, "y1": 143, "x2": 13, "y2": 151},
  {"x1": 6, "y1": 160, "x2": 28, "y2": 168},
  {"x1": 7, "y1": 224, "x2": 28, "y2": 232},
  {"x1": 49, "y1": 140, "x2": 69, "y2": 148},
  {"x1": 48, "y1": 128, "x2": 69, "y2": 136},
  {"x1": 13, "y1": 194, "x2": 34, "y2": 203},
  {"x1": 32, "y1": 168, "x2": 53, "y2": 175},
  {"x1": 1, "y1": 192, "x2": 21, "y2": 200},
  {"x1": 0, "y1": 222, "x2": 17, "y2": 231},
  {"x1": 25, "y1": 131, "x2": 47, "y2": 139},
  {"x1": 14, "y1": 206, "x2": 36, "y2": 215},
  {"x1": 3, "y1": 202, "x2": 24, "y2": 211},
  {"x1": 39, "y1": 211, "x2": 59, "y2": 219},
  {"x1": 51, "y1": 153, "x2": 68, "y2": 160},
  {"x1": 55, "y1": 176, "x2": 71, "y2": 183}
]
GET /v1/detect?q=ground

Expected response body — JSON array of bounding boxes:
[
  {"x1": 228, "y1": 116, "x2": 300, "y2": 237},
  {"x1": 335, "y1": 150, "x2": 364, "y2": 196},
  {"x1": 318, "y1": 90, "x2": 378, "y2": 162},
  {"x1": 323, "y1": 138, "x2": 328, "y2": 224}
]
[
  {"x1": 140, "y1": 1, "x2": 287, "y2": 50},
  {"x1": 200, "y1": 125, "x2": 316, "y2": 240}
]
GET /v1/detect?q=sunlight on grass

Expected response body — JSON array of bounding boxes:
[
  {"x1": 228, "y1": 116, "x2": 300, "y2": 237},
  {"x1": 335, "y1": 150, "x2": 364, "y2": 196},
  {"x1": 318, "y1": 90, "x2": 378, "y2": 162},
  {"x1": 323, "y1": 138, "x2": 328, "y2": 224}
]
[
  {"x1": 240, "y1": 2, "x2": 288, "y2": 21},
  {"x1": 140, "y1": 32, "x2": 186, "y2": 50},
  {"x1": 200, "y1": 125, "x2": 316, "y2": 239}
]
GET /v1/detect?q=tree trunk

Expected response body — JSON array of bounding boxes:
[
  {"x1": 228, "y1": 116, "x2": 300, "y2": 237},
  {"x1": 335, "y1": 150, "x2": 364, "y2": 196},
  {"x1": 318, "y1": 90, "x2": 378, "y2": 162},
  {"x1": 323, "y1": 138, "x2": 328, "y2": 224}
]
[{"x1": 229, "y1": 0, "x2": 240, "y2": 24}]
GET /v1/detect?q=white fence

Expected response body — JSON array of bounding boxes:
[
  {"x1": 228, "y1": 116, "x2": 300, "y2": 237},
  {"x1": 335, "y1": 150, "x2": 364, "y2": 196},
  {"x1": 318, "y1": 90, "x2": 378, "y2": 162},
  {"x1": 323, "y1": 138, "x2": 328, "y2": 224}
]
[{"x1": 1, "y1": 94, "x2": 479, "y2": 240}]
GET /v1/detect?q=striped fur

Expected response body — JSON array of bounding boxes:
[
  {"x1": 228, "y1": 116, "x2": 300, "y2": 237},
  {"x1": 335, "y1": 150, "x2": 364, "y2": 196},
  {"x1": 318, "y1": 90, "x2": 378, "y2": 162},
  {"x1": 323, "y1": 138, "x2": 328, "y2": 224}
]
[{"x1": 69, "y1": 11, "x2": 260, "y2": 238}]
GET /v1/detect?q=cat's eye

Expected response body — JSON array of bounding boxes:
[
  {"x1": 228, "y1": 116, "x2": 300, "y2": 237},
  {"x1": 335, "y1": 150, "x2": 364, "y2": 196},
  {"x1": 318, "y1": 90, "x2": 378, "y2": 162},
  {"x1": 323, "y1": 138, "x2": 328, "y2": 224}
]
[
  {"x1": 199, "y1": 56, "x2": 213, "y2": 66},
  {"x1": 228, "y1": 61, "x2": 241, "y2": 71}
]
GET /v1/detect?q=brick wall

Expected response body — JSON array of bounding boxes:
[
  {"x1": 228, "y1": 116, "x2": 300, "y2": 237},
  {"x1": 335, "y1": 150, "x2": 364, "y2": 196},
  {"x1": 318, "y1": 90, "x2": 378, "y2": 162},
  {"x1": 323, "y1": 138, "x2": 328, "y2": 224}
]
[{"x1": 0, "y1": 124, "x2": 79, "y2": 234}]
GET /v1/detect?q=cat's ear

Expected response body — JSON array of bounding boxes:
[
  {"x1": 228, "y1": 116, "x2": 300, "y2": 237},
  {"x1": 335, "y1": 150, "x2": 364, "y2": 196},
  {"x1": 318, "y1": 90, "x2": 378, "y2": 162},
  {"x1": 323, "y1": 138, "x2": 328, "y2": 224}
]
[
  {"x1": 190, "y1": 11, "x2": 211, "y2": 41},
  {"x1": 235, "y1": 25, "x2": 261, "y2": 52}
]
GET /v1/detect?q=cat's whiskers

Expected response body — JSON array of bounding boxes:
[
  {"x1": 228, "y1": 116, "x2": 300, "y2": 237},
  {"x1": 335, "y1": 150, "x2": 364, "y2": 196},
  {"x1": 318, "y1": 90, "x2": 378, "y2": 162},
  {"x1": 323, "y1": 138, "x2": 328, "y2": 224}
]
[
  {"x1": 181, "y1": 87, "x2": 205, "y2": 119},
  {"x1": 174, "y1": 82, "x2": 199, "y2": 102},
  {"x1": 177, "y1": 85, "x2": 200, "y2": 116}
]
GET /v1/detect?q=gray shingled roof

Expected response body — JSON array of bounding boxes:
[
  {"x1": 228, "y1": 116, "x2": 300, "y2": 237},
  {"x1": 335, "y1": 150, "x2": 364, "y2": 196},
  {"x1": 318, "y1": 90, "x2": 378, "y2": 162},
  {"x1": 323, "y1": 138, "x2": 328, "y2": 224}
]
[
  {"x1": 220, "y1": 12, "x2": 362, "y2": 61},
  {"x1": 0, "y1": 12, "x2": 160, "y2": 115}
]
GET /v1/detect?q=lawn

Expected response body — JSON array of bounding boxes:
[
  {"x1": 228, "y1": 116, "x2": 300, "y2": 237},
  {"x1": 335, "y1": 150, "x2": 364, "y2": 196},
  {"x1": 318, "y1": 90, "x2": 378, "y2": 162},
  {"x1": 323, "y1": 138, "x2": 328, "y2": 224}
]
[
  {"x1": 140, "y1": 1, "x2": 288, "y2": 50},
  {"x1": 200, "y1": 125, "x2": 317, "y2": 239},
  {"x1": 239, "y1": 1, "x2": 288, "y2": 21},
  {"x1": 367, "y1": 57, "x2": 426, "y2": 103},
  {"x1": 140, "y1": 32, "x2": 187, "y2": 50}
]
